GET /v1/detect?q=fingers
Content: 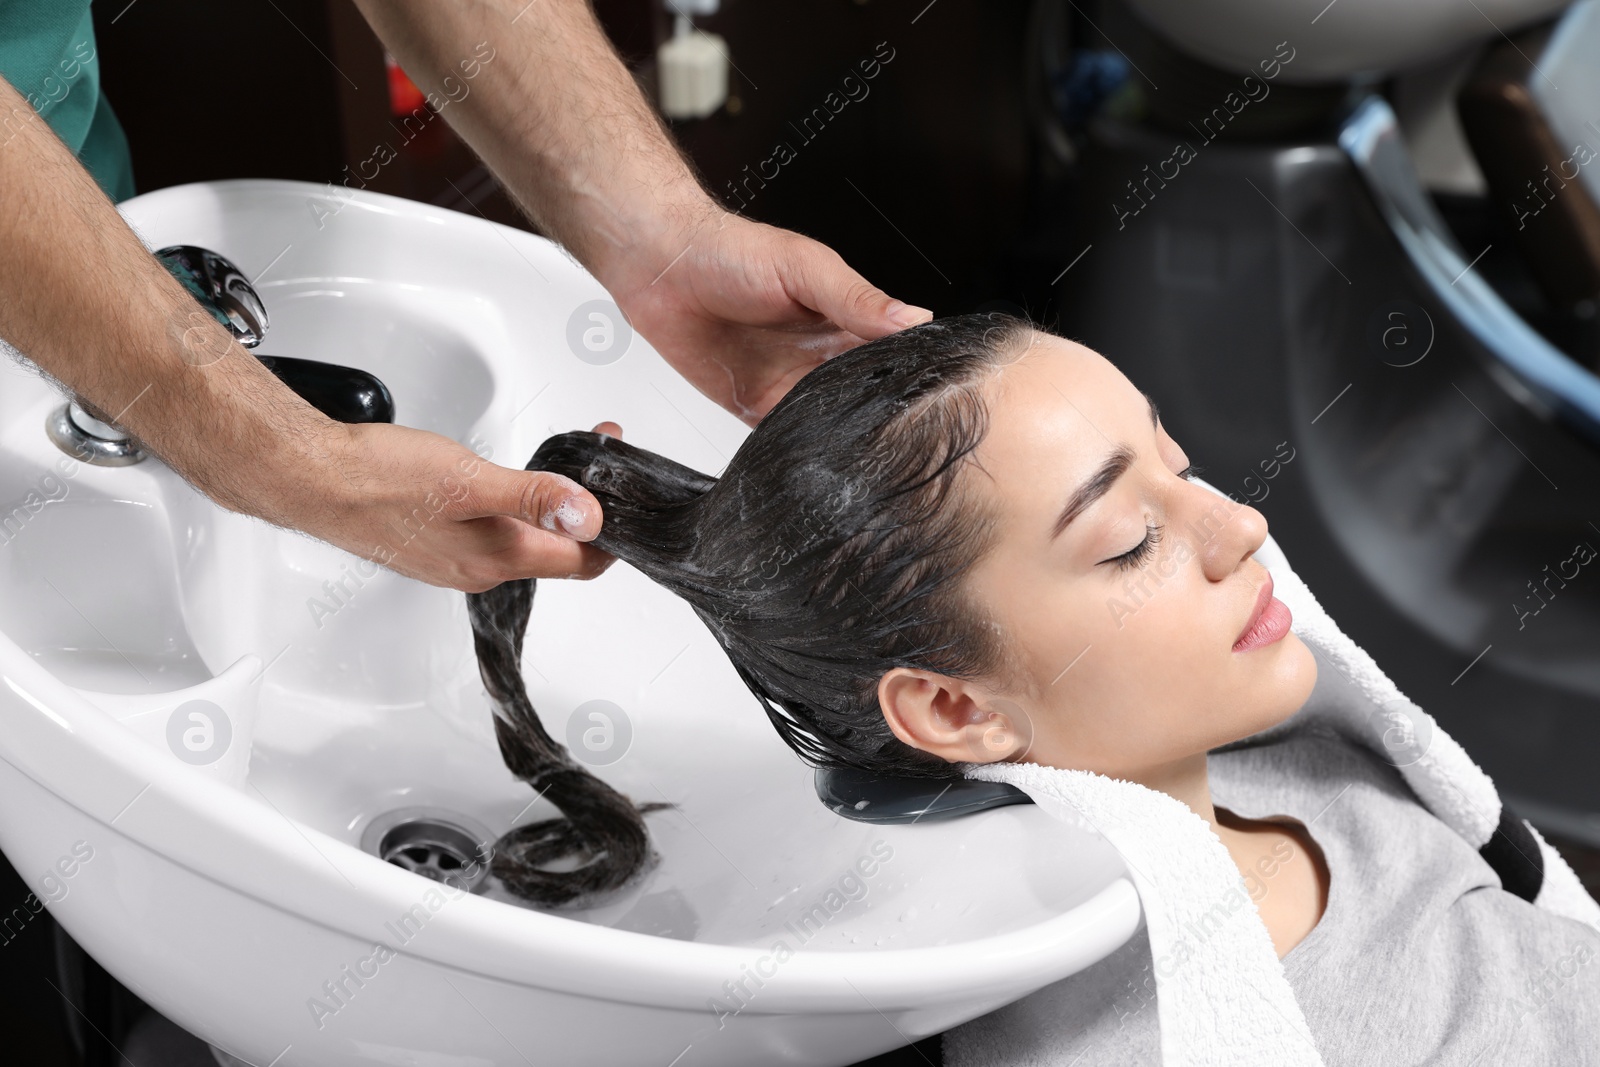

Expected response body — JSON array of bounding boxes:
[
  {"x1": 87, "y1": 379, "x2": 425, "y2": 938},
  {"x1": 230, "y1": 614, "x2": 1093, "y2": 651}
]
[
  {"x1": 439, "y1": 518, "x2": 619, "y2": 591},
  {"x1": 482, "y1": 523, "x2": 618, "y2": 583},
  {"x1": 442, "y1": 429, "x2": 629, "y2": 587},
  {"x1": 464, "y1": 462, "x2": 602, "y2": 541},
  {"x1": 782, "y1": 236, "x2": 932, "y2": 340}
]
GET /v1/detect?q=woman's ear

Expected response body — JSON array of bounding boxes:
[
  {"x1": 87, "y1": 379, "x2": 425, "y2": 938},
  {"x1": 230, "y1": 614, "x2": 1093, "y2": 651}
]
[{"x1": 877, "y1": 668, "x2": 1030, "y2": 764}]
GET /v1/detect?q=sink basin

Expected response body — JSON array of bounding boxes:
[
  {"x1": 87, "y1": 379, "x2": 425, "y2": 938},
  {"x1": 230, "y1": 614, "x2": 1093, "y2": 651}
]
[{"x1": 0, "y1": 180, "x2": 1139, "y2": 1067}]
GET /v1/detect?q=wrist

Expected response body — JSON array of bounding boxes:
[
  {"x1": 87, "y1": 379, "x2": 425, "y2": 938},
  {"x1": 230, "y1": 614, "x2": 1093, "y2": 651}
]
[
  {"x1": 121, "y1": 326, "x2": 348, "y2": 529},
  {"x1": 580, "y1": 183, "x2": 722, "y2": 298},
  {"x1": 199, "y1": 381, "x2": 348, "y2": 528}
]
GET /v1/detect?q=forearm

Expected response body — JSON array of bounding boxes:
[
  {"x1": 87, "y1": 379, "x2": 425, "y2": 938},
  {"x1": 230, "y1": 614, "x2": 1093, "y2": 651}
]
[
  {"x1": 352, "y1": 0, "x2": 715, "y2": 291},
  {"x1": 0, "y1": 74, "x2": 341, "y2": 524},
  {"x1": 357, "y1": 0, "x2": 922, "y2": 431}
]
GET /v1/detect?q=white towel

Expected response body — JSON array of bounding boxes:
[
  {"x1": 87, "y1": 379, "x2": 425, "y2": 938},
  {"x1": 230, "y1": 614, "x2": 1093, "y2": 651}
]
[{"x1": 962, "y1": 504, "x2": 1600, "y2": 1067}]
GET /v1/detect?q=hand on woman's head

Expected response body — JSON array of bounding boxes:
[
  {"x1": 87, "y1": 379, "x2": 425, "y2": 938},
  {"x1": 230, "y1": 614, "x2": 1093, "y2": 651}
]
[{"x1": 607, "y1": 210, "x2": 932, "y2": 428}]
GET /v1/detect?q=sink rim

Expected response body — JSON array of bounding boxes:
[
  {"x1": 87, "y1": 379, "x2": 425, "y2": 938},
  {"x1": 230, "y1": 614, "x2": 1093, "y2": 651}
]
[{"x1": 0, "y1": 628, "x2": 1140, "y2": 1012}]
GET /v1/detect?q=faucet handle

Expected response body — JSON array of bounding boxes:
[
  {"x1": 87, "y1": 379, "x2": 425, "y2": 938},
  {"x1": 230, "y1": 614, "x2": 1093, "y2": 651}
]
[
  {"x1": 155, "y1": 245, "x2": 269, "y2": 348},
  {"x1": 152, "y1": 244, "x2": 394, "y2": 423}
]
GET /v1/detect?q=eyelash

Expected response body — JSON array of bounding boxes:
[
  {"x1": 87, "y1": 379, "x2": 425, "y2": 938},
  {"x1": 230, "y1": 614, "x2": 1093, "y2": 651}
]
[
  {"x1": 1111, "y1": 523, "x2": 1163, "y2": 571},
  {"x1": 1106, "y1": 464, "x2": 1202, "y2": 571}
]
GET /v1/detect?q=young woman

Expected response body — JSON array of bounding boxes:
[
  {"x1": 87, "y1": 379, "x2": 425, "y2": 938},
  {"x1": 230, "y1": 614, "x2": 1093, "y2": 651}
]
[{"x1": 468, "y1": 312, "x2": 1600, "y2": 1062}]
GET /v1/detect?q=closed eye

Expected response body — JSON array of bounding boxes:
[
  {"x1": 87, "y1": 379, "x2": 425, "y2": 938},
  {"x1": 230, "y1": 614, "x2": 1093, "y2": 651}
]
[
  {"x1": 1102, "y1": 464, "x2": 1202, "y2": 571},
  {"x1": 1109, "y1": 523, "x2": 1162, "y2": 571}
]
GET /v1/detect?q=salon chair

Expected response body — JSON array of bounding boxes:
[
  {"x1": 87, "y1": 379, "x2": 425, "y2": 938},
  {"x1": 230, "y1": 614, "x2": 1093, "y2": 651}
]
[
  {"x1": 832, "y1": 0, "x2": 1600, "y2": 829},
  {"x1": 961, "y1": 0, "x2": 1600, "y2": 839}
]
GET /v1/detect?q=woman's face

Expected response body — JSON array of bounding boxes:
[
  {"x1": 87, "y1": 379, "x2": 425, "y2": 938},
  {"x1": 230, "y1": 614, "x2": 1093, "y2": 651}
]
[{"x1": 881, "y1": 332, "x2": 1317, "y2": 782}]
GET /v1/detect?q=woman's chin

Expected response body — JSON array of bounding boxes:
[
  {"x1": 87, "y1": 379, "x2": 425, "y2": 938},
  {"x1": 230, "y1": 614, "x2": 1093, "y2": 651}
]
[
  {"x1": 1234, "y1": 632, "x2": 1319, "y2": 736},
  {"x1": 1286, "y1": 629, "x2": 1318, "y2": 686},
  {"x1": 1269, "y1": 631, "x2": 1319, "y2": 716}
]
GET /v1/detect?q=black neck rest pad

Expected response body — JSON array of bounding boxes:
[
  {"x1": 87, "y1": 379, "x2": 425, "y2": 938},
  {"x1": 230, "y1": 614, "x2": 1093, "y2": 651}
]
[{"x1": 816, "y1": 766, "x2": 1035, "y2": 824}]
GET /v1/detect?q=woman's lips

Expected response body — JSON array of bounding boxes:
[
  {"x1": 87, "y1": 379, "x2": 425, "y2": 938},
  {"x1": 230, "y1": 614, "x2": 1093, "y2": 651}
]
[{"x1": 1234, "y1": 573, "x2": 1292, "y2": 653}]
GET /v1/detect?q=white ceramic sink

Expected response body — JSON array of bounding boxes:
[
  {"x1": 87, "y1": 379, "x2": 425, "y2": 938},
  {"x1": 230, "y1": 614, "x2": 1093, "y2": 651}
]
[{"x1": 0, "y1": 180, "x2": 1139, "y2": 1067}]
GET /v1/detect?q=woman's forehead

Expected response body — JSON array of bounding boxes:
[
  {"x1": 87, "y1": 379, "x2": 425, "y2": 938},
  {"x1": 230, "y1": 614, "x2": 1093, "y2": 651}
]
[{"x1": 983, "y1": 339, "x2": 1148, "y2": 447}]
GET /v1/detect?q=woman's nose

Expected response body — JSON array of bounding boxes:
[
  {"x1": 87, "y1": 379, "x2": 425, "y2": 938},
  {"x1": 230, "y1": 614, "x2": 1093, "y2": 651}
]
[{"x1": 1182, "y1": 489, "x2": 1268, "y2": 580}]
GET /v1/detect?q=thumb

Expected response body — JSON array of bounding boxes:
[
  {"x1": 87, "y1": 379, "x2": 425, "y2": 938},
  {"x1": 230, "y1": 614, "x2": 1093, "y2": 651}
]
[
  {"x1": 784, "y1": 240, "x2": 932, "y2": 340},
  {"x1": 468, "y1": 464, "x2": 602, "y2": 541}
]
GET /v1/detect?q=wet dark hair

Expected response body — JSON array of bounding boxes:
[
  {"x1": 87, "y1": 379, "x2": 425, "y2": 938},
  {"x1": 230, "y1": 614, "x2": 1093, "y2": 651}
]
[{"x1": 467, "y1": 312, "x2": 1035, "y2": 906}]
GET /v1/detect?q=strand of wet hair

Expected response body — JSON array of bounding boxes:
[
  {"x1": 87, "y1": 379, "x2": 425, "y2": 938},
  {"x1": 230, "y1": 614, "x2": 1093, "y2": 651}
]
[{"x1": 467, "y1": 571, "x2": 668, "y2": 907}]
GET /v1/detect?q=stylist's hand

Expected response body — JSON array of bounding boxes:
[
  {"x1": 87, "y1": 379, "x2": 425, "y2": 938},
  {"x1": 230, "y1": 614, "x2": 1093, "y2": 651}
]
[
  {"x1": 605, "y1": 200, "x2": 932, "y2": 426},
  {"x1": 280, "y1": 420, "x2": 624, "y2": 592}
]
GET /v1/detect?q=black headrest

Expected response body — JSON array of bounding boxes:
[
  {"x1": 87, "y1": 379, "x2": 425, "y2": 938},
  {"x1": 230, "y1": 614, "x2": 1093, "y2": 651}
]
[{"x1": 815, "y1": 765, "x2": 1034, "y2": 824}]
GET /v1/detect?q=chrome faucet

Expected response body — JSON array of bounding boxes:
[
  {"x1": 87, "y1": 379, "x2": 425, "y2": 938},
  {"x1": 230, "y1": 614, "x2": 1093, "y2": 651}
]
[
  {"x1": 161, "y1": 244, "x2": 272, "y2": 348},
  {"x1": 47, "y1": 246, "x2": 393, "y2": 467},
  {"x1": 47, "y1": 246, "x2": 270, "y2": 467}
]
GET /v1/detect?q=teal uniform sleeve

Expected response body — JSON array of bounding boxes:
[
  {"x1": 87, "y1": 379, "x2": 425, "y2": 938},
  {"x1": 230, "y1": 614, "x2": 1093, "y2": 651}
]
[{"x1": 0, "y1": 0, "x2": 136, "y2": 200}]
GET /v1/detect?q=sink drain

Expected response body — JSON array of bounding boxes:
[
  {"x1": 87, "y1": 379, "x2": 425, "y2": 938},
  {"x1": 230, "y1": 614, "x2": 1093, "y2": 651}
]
[{"x1": 360, "y1": 807, "x2": 494, "y2": 893}]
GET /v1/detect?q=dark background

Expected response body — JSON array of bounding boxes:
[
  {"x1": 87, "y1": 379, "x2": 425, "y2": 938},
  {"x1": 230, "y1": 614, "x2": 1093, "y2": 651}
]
[{"x1": 94, "y1": 0, "x2": 1041, "y2": 320}]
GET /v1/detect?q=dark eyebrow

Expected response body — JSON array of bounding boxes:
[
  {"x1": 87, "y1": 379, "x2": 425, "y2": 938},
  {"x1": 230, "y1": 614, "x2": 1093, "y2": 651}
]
[{"x1": 1048, "y1": 393, "x2": 1160, "y2": 541}]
